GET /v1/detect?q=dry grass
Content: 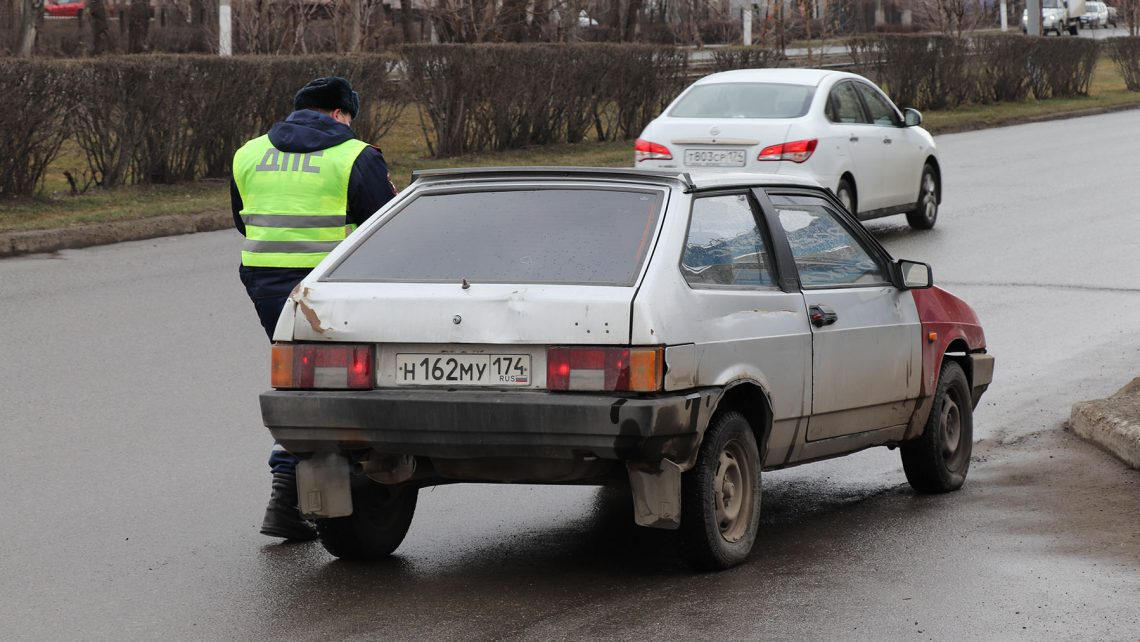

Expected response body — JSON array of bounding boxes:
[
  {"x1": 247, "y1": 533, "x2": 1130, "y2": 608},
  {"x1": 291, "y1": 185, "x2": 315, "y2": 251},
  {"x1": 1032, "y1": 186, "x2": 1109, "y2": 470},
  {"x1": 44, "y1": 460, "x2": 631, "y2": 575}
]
[{"x1": 4, "y1": 56, "x2": 1139, "y2": 233}]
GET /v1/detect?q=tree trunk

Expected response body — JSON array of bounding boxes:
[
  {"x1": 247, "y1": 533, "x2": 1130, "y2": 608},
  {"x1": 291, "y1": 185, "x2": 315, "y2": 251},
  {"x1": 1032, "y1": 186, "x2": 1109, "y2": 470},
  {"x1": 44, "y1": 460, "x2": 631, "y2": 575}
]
[
  {"x1": 529, "y1": 0, "x2": 548, "y2": 40},
  {"x1": 399, "y1": 0, "x2": 415, "y2": 41},
  {"x1": 88, "y1": 0, "x2": 112, "y2": 53},
  {"x1": 127, "y1": 0, "x2": 149, "y2": 53},
  {"x1": 622, "y1": 0, "x2": 643, "y2": 40},
  {"x1": 17, "y1": 0, "x2": 45, "y2": 57},
  {"x1": 348, "y1": 0, "x2": 364, "y2": 51},
  {"x1": 494, "y1": 0, "x2": 529, "y2": 41}
]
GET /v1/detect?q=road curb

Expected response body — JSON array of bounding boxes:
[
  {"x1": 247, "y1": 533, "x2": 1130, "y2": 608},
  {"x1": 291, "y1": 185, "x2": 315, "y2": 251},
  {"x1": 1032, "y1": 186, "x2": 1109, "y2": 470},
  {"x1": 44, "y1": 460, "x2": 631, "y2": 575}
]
[
  {"x1": 928, "y1": 102, "x2": 1140, "y2": 136},
  {"x1": 1069, "y1": 378, "x2": 1140, "y2": 470},
  {"x1": 0, "y1": 210, "x2": 231, "y2": 258}
]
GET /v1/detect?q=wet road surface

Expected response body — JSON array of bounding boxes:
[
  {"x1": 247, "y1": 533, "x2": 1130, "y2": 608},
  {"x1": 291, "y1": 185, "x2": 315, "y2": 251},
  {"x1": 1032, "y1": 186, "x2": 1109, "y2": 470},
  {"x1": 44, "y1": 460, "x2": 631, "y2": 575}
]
[{"x1": 2, "y1": 110, "x2": 1139, "y2": 639}]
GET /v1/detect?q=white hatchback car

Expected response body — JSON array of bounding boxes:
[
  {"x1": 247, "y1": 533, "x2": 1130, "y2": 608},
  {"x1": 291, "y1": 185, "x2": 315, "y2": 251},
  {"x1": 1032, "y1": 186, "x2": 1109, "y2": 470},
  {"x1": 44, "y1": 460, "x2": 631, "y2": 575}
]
[
  {"x1": 259, "y1": 167, "x2": 992, "y2": 570},
  {"x1": 635, "y1": 68, "x2": 941, "y2": 229}
]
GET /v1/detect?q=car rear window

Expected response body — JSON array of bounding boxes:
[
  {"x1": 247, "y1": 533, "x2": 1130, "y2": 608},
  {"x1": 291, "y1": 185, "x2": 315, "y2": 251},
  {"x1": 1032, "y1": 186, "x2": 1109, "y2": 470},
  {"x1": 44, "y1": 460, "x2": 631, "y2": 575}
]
[
  {"x1": 326, "y1": 188, "x2": 664, "y2": 286},
  {"x1": 669, "y1": 82, "x2": 815, "y2": 119}
]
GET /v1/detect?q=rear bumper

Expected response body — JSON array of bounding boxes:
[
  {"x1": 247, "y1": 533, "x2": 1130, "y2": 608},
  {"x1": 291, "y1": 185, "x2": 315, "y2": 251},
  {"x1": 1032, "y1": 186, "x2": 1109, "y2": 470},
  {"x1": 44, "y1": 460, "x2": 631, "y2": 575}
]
[{"x1": 261, "y1": 388, "x2": 721, "y2": 462}]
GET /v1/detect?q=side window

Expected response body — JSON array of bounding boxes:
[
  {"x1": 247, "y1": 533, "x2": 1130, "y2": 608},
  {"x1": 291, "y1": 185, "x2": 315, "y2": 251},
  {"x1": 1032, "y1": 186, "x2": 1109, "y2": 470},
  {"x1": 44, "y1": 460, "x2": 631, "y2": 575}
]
[
  {"x1": 681, "y1": 194, "x2": 776, "y2": 288},
  {"x1": 771, "y1": 195, "x2": 888, "y2": 287},
  {"x1": 827, "y1": 82, "x2": 869, "y2": 124},
  {"x1": 855, "y1": 83, "x2": 902, "y2": 127}
]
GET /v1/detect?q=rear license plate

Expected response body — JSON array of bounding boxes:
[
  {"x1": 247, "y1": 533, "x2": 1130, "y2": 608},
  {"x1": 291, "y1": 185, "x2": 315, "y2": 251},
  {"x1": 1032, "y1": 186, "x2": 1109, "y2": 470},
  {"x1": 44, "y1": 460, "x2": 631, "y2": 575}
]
[
  {"x1": 395, "y1": 353, "x2": 531, "y2": 386},
  {"x1": 684, "y1": 149, "x2": 746, "y2": 167}
]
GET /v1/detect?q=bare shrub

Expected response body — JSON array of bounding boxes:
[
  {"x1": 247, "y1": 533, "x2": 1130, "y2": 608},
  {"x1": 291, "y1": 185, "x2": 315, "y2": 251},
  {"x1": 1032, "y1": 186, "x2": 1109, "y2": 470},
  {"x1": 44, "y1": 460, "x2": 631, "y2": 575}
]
[
  {"x1": 1027, "y1": 38, "x2": 1100, "y2": 98},
  {"x1": 708, "y1": 46, "x2": 785, "y2": 73},
  {"x1": 974, "y1": 35, "x2": 1033, "y2": 103},
  {"x1": 848, "y1": 34, "x2": 974, "y2": 110},
  {"x1": 1105, "y1": 37, "x2": 1140, "y2": 91},
  {"x1": 0, "y1": 59, "x2": 74, "y2": 196}
]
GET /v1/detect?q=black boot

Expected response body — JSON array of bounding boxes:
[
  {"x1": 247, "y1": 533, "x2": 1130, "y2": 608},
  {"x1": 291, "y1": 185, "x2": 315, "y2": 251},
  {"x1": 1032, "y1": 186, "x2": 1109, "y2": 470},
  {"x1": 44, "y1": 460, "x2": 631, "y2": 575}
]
[{"x1": 260, "y1": 470, "x2": 318, "y2": 541}]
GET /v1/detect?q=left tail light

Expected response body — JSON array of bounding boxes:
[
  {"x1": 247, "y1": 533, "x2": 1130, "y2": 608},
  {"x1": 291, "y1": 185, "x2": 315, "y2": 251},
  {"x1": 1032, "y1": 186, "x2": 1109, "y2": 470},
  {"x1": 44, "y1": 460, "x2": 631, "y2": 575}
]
[
  {"x1": 757, "y1": 138, "x2": 818, "y2": 163},
  {"x1": 272, "y1": 343, "x2": 373, "y2": 390},
  {"x1": 546, "y1": 346, "x2": 664, "y2": 392},
  {"x1": 634, "y1": 138, "x2": 673, "y2": 162}
]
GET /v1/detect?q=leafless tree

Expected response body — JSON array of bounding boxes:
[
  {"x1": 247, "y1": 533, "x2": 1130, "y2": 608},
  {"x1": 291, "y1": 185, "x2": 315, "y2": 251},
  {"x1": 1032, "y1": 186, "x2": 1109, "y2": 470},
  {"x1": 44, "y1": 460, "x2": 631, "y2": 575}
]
[
  {"x1": 87, "y1": 0, "x2": 113, "y2": 53},
  {"x1": 17, "y1": 0, "x2": 45, "y2": 57},
  {"x1": 915, "y1": 0, "x2": 985, "y2": 35}
]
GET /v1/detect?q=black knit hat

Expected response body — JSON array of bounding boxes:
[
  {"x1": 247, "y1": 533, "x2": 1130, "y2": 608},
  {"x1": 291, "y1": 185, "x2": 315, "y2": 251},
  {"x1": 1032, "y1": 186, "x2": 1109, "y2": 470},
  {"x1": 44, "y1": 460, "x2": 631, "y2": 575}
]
[{"x1": 294, "y1": 76, "x2": 360, "y2": 118}]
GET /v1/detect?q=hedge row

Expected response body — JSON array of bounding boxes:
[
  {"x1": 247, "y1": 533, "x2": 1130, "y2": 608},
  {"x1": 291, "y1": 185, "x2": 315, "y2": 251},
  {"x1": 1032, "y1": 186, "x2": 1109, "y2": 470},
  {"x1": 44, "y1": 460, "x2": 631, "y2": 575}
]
[
  {"x1": 402, "y1": 44, "x2": 689, "y2": 156},
  {"x1": 0, "y1": 55, "x2": 405, "y2": 195},
  {"x1": 1106, "y1": 37, "x2": 1140, "y2": 91},
  {"x1": 848, "y1": 35, "x2": 1102, "y2": 110}
]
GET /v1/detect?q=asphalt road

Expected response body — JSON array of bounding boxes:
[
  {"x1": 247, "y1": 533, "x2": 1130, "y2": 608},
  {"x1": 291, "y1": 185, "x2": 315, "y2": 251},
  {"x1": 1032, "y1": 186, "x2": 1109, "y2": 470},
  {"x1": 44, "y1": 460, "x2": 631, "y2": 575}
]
[{"x1": 3, "y1": 110, "x2": 1140, "y2": 639}]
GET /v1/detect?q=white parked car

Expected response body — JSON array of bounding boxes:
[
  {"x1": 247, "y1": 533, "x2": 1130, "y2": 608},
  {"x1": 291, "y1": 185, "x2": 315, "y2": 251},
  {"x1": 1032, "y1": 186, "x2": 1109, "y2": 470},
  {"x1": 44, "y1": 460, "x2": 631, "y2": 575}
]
[
  {"x1": 259, "y1": 167, "x2": 993, "y2": 570},
  {"x1": 635, "y1": 69, "x2": 942, "y2": 229},
  {"x1": 1081, "y1": 1, "x2": 1109, "y2": 27}
]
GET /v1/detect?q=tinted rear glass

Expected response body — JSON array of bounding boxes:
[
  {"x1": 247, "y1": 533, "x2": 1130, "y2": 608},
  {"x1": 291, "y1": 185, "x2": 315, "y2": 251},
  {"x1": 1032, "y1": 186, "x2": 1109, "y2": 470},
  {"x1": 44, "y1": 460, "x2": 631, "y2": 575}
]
[
  {"x1": 327, "y1": 188, "x2": 664, "y2": 285},
  {"x1": 669, "y1": 82, "x2": 815, "y2": 119}
]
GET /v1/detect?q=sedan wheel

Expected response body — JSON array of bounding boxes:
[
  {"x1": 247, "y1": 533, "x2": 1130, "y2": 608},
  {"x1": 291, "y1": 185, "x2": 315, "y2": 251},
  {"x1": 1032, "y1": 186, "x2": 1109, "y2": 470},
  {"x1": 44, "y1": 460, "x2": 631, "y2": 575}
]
[
  {"x1": 680, "y1": 410, "x2": 761, "y2": 570},
  {"x1": 836, "y1": 178, "x2": 856, "y2": 215},
  {"x1": 900, "y1": 361, "x2": 973, "y2": 493},
  {"x1": 906, "y1": 165, "x2": 938, "y2": 230}
]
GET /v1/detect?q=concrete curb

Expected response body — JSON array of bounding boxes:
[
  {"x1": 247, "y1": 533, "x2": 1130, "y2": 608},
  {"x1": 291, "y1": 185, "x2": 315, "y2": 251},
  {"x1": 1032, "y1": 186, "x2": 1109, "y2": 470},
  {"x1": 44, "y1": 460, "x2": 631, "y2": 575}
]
[
  {"x1": 0, "y1": 210, "x2": 231, "y2": 258},
  {"x1": 927, "y1": 101, "x2": 1140, "y2": 136},
  {"x1": 1069, "y1": 378, "x2": 1140, "y2": 470}
]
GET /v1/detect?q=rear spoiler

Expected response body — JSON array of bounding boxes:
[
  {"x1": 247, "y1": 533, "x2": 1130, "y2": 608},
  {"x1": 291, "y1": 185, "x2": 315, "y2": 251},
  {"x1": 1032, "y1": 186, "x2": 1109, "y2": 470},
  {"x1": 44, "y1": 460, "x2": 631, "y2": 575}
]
[{"x1": 409, "y1": 167, "x2": 697, "y2": 192}]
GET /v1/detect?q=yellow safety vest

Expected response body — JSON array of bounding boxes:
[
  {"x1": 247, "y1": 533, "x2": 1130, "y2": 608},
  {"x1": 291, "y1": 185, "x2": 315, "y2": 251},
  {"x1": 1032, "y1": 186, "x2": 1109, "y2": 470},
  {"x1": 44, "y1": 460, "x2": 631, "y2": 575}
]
[{"x1": 233, "y1": 135, "x2": 370, "y2": 268}]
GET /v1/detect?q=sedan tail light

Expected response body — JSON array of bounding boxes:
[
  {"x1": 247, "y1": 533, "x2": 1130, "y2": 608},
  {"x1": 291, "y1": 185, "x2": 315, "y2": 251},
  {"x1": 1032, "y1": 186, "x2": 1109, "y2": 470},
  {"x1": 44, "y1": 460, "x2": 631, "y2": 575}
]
[
  {"x1": 757, "y1": 138, "x2": 818, "y2": 163},
  {"x1": 546, "y1": 346, "x2": 664, "y2": 392},
  {"x1": 634, "y1": 138, "x2": 673, "y2": 162},
  {"x1": 272, "y1": 343, "x2": 373, "y2": 390}
]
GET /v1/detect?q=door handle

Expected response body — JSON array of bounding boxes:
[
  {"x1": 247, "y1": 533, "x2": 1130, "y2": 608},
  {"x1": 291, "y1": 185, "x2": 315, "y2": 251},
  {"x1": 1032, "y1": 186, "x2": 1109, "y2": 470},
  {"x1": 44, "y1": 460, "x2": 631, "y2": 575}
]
[
  {"x1": 809, "y1": 305, "x2": 838, "y2": 327},
  {"x1": 882, "y1": 137, "x2": 893, "y2": 144},
  {"x1": 849, "y1": 135, "x2": 859, "y2": 142}
]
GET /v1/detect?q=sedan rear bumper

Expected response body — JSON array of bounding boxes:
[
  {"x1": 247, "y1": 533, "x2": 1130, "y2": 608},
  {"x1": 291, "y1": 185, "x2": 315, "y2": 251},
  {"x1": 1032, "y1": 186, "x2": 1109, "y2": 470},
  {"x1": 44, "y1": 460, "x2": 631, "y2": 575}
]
[{"x1": 261, "y1": 388, "x2": 721, "y2": 462}]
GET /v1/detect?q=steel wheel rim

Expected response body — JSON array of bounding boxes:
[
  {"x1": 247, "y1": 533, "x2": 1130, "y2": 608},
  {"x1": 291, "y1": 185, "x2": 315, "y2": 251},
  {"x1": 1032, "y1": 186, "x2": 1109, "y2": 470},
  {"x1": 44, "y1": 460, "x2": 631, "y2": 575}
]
[{"x1": 714, "y1": 439, "x2": 754, "y2": 543}]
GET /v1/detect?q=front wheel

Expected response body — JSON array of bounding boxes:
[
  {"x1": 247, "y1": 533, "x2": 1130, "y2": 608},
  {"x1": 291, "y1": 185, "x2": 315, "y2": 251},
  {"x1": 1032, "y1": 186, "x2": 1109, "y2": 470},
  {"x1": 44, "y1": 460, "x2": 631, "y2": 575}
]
[
  {"x1": 906, "y1": 164, "x2": 939, "y2": 230},
  {"x1": 679, "y1": 410, "x2": 762, "y2": 570},
  {"x1": 900, "y1": 361, "x2": 973, "y2": 493},
  {"x1": 315, "y1": 475, "x2": 418, "y2": 560}
]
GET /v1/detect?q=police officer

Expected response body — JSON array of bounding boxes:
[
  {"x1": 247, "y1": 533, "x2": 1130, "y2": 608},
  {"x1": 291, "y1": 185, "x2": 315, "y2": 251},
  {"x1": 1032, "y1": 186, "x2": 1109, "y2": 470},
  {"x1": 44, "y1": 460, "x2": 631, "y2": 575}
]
[{"x1": 231, "y1": 76, "x2": 397, "y2": 540}]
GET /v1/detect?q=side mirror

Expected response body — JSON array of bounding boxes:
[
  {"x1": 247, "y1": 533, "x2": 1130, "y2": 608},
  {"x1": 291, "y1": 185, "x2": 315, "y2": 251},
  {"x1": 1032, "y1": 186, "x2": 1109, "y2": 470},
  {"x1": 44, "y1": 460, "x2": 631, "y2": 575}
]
[
  {"x1": 904, "y1": 108, "x2": 923, "y2": 127},
  {"x1": 896, "y1": 259, "x2": 933, "y2": 289}
]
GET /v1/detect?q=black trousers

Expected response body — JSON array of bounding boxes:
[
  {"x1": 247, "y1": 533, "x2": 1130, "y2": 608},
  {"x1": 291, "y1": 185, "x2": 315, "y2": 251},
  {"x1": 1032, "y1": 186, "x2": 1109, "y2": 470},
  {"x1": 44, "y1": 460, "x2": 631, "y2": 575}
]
[{"x1": 240, "y1": 265, "x2": 311, "y2": 474}]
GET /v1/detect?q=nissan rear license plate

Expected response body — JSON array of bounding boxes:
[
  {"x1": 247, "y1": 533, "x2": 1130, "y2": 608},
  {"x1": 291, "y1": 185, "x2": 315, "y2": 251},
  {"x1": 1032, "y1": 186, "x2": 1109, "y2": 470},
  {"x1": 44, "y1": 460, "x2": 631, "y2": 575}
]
[
  {"x1": 396, "y1": 353, "x2": 531, "y2": 386},
  {"x1": 684, "y1": 149, "x2": 746, "y2": 167}
]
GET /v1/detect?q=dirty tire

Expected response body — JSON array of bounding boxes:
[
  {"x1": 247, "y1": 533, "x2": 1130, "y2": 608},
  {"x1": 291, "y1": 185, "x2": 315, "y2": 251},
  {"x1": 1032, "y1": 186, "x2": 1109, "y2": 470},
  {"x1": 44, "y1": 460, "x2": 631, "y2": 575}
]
[
  {"x1": 906, "y1": 164, "x2": 939, "y2": 230},
  {"x1": 1069, "y1": 23, "x2": 1079, "y2": 35},
  {"x1": 901, "y1": 361, "x2": 973, "y2": 494},
  {"x1": 679, "y1": 410, "x2": 761, "y2": 571},
  {"x1": 836, "y1": 177, "x2": 856, "y2": 216},
  {"x1": 315, "y1": 475, "x2": 418, "y2": 561}
]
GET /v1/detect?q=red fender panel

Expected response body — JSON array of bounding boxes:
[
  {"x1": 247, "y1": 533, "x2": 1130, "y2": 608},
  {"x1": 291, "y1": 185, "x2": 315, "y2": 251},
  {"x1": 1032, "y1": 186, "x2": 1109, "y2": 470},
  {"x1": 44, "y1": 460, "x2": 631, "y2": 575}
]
[{"x1": 911, "y1": 287, "x2": 987, "y2": 396}]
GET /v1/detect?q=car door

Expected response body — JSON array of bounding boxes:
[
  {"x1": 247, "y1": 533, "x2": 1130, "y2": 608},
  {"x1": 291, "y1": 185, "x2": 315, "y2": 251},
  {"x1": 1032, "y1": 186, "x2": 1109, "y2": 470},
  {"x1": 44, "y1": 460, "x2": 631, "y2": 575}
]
[
  {"x1": 825, "y1": 80, "x2": 886, "y2": 212},
  {"x1": 762, "y1": 190, "x2": 921, "y2": 441},
  {"x1": 853, "y1": 82, "x2": 924, "y2": 209},
  {"x1": 671, "y1": 192, "x2": 812, "y2": 465}
]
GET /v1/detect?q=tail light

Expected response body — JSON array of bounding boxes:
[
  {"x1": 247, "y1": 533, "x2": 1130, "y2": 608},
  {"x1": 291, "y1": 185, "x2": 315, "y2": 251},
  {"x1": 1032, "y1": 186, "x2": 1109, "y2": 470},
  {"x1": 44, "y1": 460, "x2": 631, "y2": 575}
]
[
  {"x1": 272, "y1": 343, "x2": 373, "y2": 390},
  {"x1": 757, "y1": 138, "x2": 818, "y2": 163},
  {"x1": 546, "y1": 346, "x2": 664, "y2": 392},
  {"x1": 634, "y1": 138, "x2": 673, "y2": 162}
]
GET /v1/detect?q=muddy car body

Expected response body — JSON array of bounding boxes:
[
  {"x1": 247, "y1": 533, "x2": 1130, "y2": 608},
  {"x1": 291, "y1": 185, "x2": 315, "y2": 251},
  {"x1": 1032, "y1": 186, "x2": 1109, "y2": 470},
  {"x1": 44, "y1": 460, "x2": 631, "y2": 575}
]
[{"x1": 261, "y1": 167, "x2": 993, "y2": 569}]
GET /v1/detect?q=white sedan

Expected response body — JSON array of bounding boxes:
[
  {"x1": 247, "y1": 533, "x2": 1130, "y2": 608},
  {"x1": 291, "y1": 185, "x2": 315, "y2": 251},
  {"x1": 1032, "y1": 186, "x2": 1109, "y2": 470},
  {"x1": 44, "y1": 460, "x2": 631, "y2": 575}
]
[{"x1": 635, "y1": 68, "x2": 942, "y2": 229}]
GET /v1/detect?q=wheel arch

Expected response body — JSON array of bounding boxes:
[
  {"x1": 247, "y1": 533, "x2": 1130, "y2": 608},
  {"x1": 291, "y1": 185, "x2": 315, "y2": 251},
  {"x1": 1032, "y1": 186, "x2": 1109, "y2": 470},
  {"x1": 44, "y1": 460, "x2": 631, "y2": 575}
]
[
  {"x1": 710, "y1": 379, "x2": 774, "y2": 459},
  {"x1": 838, "y1": 171, "x2": 857, "y2": 209}
]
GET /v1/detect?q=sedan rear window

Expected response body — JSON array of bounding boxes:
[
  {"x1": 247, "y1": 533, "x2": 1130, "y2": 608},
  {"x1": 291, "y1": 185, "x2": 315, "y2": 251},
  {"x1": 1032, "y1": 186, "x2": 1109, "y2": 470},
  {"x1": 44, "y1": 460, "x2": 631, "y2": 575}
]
[
  {"x1": 669, "y1": 83, "x2": 815, "y2": 119},
  {"x1": 326, "y1": 188, "x2": 663, "y2": 286}
]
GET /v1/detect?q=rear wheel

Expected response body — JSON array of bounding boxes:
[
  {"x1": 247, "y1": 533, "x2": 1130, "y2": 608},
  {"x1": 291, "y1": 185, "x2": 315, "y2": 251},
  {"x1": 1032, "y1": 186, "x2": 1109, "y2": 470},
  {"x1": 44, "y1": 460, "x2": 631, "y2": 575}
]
[
  {"x1": 315, "y1": 474, "x2": 418, "y2": 560},
  {"x1": 836, "y1": 178, "x2": 856, "y2": 216},
  {"x1": 906, "y1": 164, "x2": 939, "y2": 230},
  {"x1": 900, "y1": 361, "x2": 973, "y2": 493},
  {"x1": 1069, "y1": 23, "x2": 1079, "y2": 35},
  {"x1": 679, "y1": 411, "x2": 761, "y2": 570}
]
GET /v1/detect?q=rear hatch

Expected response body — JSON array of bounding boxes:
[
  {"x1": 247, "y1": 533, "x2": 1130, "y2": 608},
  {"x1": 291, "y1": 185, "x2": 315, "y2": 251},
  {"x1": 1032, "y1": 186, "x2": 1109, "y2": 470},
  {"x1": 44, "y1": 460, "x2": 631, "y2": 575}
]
[{"x1": 287, "y1": 183, "x2": 669, "y2": 388}]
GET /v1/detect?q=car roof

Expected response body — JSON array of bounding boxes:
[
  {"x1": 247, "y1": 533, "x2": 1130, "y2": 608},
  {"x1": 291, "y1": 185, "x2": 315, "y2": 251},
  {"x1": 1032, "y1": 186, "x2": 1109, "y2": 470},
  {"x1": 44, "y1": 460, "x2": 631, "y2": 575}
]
[
  {"x1": 692, "y1": 67, "x2": 860, "y2": 87},
  {"x1": 409, "y1": 167, "x2": 825, "y2": 193}
]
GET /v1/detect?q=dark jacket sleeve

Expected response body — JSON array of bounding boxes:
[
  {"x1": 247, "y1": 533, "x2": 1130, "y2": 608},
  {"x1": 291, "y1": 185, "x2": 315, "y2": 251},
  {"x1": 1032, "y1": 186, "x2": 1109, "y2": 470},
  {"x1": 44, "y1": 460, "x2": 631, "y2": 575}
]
[
  {"x1": 231, "y1": 178, "x2": 246, "y2": 236},
  {"x1": 347, "y1": 146, "x2": 398, "y2": 227}
]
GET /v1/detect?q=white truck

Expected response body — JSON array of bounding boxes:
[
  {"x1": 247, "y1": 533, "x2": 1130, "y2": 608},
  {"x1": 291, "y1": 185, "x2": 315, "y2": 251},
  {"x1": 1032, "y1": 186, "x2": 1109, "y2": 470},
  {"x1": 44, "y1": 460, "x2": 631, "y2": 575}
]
[{"x1": 1022, "y1": 0, "x2": 1086, "y2": 35}]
